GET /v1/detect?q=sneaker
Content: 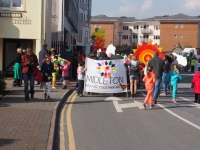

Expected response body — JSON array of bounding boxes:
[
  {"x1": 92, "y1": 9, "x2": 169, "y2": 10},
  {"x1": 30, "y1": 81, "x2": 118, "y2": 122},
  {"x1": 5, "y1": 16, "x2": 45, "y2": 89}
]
[
  {"x1": 149, "y1": 104, "x2": 155, "y2": 109},
  {"x1": 160, "y1": 92, "x2": 167, "y2": 96},
  {"x1": 172, "y1": 100, "x2": 178, "y2": 104},
  {"x1": 52, "y1": 86, "x2": 57, "y2": 89},
  {"x1": 47, "y1": 96, "x2": 51, "y2": 102},
  {"x1": 194, "y1": 101, "x2": 197, "y2": 103},
  {"x1": 31, "y1": 94, "x2": 34, "y2": 98}
]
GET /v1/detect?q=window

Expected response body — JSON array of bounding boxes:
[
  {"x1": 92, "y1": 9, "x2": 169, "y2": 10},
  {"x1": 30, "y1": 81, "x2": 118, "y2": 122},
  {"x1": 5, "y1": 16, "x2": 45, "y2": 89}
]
[
  {"x1": 134, "y1": 26, "x2": 139, "y2": 29},
  {"x1": 122, "y1": 35, "x2": 128, "y2": 39},
  {"x1": 180, "y1": 24, "x2": 184, "y2": 28},
  {"x1": 0, "y1": 0, "x2": 22, "y2": 9},
  {"x1": 174, "y1": 34, "x2": 177, "y2": 38},
  {"x1": 133, "y1": 35, "x2": 138, "y2": 39},
  {"x1": 143, "y1": 25, "x2": 149, "y2": 29},
  {"x1": 122, "y1": 26, "x2": 128, "y2": 30},
  {"x1": 154, "y1": 25, "x2": 160, "y2": 30},
  {"x1": 174, "y1": 24, "x2": 178, "y2": 28},
  {"x1": 180, "y1": 34, "x2": 183, "y2": 38},
  {"x1": 122, "y1": 44, "x2": 128, "y2": 47},
  {"x1": 154, "y1": 35, "x2": 160, "y2": 40}
]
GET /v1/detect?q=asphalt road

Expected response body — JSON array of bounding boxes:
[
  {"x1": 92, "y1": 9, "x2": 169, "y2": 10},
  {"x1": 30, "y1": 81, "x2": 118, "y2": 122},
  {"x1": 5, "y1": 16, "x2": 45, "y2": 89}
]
[{"x1": 59, "y1": 73, "x2": 200, "y2": 150}]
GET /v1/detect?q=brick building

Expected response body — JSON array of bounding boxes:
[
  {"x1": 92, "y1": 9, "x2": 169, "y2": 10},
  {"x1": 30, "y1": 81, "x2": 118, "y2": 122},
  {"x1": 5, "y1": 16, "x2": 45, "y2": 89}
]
[{"x1": 157, "y1": 14, "x2": 200, "y2": 52}]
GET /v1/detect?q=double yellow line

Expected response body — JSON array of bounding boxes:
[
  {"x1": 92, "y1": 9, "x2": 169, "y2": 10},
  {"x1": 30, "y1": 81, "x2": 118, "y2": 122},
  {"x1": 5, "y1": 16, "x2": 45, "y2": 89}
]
[{"x1": 60, "y1": 91, "x2": 77, "y2": 150}]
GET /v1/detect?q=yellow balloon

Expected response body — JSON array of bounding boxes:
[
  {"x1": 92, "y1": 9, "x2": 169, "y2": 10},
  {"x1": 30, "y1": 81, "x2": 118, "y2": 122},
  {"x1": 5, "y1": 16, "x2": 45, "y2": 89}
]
[
  {"x1": 103, "y1": 37, "x2": 106, "y2": 41},
  {"x1": 101, "y1": 29, "x2": 105, "y2": 33}
]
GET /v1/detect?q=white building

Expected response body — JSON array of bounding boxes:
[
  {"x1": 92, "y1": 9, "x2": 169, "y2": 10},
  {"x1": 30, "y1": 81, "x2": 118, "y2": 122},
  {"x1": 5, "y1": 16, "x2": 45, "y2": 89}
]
[{"x1": 76, "y1": 0, "x2": 92, "y2": 55}]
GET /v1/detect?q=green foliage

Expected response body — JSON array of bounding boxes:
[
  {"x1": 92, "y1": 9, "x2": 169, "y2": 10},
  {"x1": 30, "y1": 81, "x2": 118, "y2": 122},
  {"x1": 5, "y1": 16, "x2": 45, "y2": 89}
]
[{"x1": 0, "y1": 71, "x2": 6, "y2": 94}]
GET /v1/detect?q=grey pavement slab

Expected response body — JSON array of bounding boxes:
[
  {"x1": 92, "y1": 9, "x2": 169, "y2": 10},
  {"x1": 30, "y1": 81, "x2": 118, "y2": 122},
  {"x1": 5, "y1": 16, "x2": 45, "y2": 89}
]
[{"x1": 0, "y1": 79, "x2": 75, "y2": 150}]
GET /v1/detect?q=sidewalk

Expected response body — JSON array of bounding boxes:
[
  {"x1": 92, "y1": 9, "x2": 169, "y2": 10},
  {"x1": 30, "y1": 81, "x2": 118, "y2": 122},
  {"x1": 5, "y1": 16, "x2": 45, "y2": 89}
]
[{"x1": 0, "y1": 79, "x2": 75, "y2": 150}]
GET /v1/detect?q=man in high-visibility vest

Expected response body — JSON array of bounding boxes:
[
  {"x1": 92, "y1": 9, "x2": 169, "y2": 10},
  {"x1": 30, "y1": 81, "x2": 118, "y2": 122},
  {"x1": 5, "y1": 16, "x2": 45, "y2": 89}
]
[{"x1": 190, "y1": 56, "x2": 196, "y2": 72}]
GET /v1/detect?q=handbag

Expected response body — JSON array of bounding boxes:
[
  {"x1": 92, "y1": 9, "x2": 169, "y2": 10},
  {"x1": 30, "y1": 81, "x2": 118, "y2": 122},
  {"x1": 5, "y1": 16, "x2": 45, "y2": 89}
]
[{"x1": 35, "y1": 68, "x2": 43, "y2": 82}]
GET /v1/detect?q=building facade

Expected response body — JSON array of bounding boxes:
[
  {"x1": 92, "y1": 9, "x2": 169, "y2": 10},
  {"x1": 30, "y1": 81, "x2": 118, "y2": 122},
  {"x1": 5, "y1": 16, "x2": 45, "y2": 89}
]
[
  {"x1": 76, "y1": 0, "x2": 92, "y2": 55},
  {"x1": 0, "y1": 0, "x2": 52, "y2": 74},
  {"x1": 91, "y1": 15, "x2": 161, "y2": 49},
  {"x1": 91, "y1": 14, "x2": 200, "y2": 52},
  {"x1": 157, "y1": 14, "x2": 200, "y2": 51}
]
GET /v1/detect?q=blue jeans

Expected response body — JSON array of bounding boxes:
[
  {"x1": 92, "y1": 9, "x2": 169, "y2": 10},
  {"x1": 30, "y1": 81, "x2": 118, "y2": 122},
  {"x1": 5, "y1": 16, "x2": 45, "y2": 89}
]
[
  {"x1": 162, "y1": 73, "x2": 168, "y2": 93},
  {"x1": 23, "y1": 73, "x2": 35, "y2": 100},
  {"x1": 153, "y1": 78, "x2": 161, "y2": 101}
]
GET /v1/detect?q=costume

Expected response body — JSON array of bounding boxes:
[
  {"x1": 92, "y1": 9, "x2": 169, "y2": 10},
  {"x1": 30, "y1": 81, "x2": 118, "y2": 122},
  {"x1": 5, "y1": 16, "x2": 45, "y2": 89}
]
[
  {"x1": 165, "y1": 71, "x2": 182, "y2": 100},
  {"x1": 142, "y1": 72, "x2": 156, "y2": 105}
]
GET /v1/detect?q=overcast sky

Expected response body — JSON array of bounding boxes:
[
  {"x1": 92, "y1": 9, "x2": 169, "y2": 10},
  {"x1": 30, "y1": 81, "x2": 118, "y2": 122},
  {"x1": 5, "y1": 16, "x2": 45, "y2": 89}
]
[{"x1": 92, "y1": 0, "x2": 200, "y2": 19}]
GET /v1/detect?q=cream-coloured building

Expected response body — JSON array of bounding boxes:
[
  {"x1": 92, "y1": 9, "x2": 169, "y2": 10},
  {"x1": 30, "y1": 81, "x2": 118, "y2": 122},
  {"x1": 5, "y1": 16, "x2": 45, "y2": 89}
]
[{"x1": 0, "y1": 0, "x2": 52, "y2": 75}]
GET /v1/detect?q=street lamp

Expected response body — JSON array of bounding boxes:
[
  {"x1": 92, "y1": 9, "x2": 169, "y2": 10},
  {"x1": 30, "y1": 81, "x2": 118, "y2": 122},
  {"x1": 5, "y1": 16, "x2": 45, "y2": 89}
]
[{"x1": 117, "y1": 32, "x2": 122, "y2": 46}]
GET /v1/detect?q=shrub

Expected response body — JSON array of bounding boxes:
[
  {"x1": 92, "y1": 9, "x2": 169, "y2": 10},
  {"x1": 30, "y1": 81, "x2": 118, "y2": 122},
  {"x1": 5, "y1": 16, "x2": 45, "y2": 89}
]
[{"x1": 0, "y1": 71, "x2": 6, "y2": 94}]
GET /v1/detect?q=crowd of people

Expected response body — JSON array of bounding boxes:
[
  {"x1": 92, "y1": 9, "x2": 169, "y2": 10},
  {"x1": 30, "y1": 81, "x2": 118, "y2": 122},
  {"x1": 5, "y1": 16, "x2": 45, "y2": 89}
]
[{"x1": 12, "y1": 45, "x2": 200, "y2": 109}]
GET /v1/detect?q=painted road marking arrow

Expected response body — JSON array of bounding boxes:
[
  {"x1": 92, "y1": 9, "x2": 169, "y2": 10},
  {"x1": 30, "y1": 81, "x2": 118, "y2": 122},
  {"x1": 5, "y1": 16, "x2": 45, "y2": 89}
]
[{"x1": 105, "y1": 97, "x2": 143, "y2": 112}]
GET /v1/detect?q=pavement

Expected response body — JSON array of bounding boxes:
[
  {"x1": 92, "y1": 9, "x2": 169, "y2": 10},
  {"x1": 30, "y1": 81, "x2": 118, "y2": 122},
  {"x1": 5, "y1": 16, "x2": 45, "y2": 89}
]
[
  {"x1": 60, "y1": 72, "x2": 200, "y2": 150},
  {"x1": 0, "y1": 79, "x2": 75, "y2": 150}
]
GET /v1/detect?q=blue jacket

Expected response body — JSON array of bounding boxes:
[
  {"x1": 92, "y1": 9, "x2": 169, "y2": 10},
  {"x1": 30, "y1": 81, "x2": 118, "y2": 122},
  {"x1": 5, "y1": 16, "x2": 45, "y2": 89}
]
[{"x1": 165, "y1": 71, "x2": 182, "y2": 83}]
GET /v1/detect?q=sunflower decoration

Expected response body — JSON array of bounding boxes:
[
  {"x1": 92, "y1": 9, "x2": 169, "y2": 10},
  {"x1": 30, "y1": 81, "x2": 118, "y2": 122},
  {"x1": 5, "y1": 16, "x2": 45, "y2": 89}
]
[{"x1": 133, "y1": 40, "x2": 165, "y2": 65}]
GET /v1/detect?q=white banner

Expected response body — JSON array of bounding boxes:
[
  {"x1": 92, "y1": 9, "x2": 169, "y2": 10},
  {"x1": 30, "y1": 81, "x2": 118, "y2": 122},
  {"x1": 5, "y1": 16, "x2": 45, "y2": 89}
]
[{"x1": 85, "y1": 58, "x2": 127, "y2": 93}]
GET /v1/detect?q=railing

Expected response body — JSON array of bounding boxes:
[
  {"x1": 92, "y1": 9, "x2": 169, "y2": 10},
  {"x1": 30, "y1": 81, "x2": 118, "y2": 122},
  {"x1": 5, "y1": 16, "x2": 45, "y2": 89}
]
[
  {"x1": 4, "y1": 60, "x2": 15, "y2": 76},
  {"x1": 140, "y1": 38, "x2": 149, "y2": 42},
  {"x1": 132, "y1": 29, "x2": 138, "y2": 34},
  {"x1": 51, "y1": 41, "x2": 68, "y2": 55},
  {"x1": 141, "y1": 29, "x2": 151, "y2": 34},
  {"x1": 132, "y1": 39, "x2": 138, "y2": 43}
]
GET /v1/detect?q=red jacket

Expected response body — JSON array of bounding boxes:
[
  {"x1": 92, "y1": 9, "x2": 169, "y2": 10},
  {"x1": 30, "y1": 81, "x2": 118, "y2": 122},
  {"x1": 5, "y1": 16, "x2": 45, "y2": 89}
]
[
  {"x1": 191, "y1": 72, "x2": 200, "y2": 94},
  {"x1": 21, "y1": 54, "x2": 39, "y2": 74}
]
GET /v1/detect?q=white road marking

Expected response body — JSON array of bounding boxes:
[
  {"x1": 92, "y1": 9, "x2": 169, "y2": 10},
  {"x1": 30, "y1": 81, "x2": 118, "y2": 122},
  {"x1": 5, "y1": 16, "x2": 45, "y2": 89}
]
[
  {"x1": 105, "y1": 96, "x2": 143, "y2": 112},
  {"x1": 179, "y1": 97, "x2": 200, "y2": 108},
  {"x1": 140, "y1": 92, "x2": 200, "y2": 131}
]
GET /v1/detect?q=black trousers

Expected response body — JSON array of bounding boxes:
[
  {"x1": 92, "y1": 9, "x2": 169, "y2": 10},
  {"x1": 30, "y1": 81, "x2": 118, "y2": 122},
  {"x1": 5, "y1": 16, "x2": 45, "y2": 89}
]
[
  {"x1": 191, "y1": 66, "x2": 195, "y2": 72},
  {"x1": 195, "y1": 94, "x2": 200, "y2": 103},
  {"x1": 77, "y1": 80, "x2": 84, "y2": 95}
]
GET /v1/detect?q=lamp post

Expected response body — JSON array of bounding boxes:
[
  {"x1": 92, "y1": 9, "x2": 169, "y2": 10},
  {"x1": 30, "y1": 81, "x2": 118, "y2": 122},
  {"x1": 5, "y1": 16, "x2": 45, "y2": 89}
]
[{"x1": 117, "y1": 32, "x2": 122, "y2": 46}]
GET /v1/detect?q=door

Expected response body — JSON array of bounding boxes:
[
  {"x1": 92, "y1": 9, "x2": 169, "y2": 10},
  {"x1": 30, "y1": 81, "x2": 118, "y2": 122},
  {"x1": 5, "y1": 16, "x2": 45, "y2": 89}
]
[{"x1": 3, "y1": 39, "x2": 33, "y2": 76}]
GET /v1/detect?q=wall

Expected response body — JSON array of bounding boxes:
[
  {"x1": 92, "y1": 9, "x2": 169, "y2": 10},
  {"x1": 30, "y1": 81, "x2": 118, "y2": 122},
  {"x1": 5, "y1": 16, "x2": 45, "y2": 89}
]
[
  {"x1": 0, "y1": 39, "x2": 3, "y2": 70},
  {"x1": 160, "y1": 22, "x2": 199, "y2": 52},
  {"x1": 90, "y1": 23, "x2": 114, "y2": 47}
]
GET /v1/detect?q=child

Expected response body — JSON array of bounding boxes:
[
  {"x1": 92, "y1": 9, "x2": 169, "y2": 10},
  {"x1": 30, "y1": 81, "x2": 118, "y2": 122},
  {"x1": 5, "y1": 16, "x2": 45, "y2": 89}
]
[
  {"x1": 77, "y1": 61, "x2": 86, "y2": 97},
  {"x1": 41, "y1": 54, "x2": 54, "y2": 101},
  {"x1": 60, "y1": 61, "x2": 70, "y2": 89},
  {"x1": 165, "y1": 64, "x2": 182, "y2": 104},
  {"x1": 142, "y1": 66, "x2": 156, "y2": 109},
  {"x1": 191, "y1": 67, "x2": 200, "y2": 103}
]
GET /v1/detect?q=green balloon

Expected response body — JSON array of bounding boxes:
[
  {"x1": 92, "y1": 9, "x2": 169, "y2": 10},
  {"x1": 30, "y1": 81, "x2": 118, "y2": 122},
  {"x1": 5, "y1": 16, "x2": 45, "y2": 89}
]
[
  {"x1": 91, "y1": 35, "x2": 95, "y2": 39},
  {"x1": 95, "y1": 28, "x2": 99, "y2": 32}
]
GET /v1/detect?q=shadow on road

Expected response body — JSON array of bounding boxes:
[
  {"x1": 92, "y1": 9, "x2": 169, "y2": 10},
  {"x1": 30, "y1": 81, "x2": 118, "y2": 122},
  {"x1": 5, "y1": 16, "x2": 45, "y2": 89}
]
[{"x1": 0, "y1": 138, "x2": 19, "y2": 147}]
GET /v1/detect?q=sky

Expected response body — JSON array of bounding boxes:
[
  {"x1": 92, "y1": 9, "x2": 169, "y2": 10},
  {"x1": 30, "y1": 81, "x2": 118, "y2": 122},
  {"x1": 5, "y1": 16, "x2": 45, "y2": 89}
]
[{"x1": 92, "y1": 0, "x2": 200, "y2": 19}]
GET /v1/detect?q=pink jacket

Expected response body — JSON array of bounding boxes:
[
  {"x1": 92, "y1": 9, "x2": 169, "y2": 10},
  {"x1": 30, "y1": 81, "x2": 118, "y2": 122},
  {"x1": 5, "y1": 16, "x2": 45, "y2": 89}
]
[{"x1": 61, "y1": 64, "x2": 69, "y2": 77}]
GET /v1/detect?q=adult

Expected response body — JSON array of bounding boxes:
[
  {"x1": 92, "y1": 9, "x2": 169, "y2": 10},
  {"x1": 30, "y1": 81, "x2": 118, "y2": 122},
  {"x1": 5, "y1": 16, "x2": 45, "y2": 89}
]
[
  {"x1": 190, "y1": 56, "x2": 196, "y2": 72},
  {"x1": 21, "y1": 48, "x2": 39, "y2": 100},
  {"x1": 39, "y1": 44, "x2": 49, "y2": 88},
  {"x1": 161, "y1": 55, "x2": 171, "y2": 96},
  {"x1": 61, "y1": 46, "x2": 73, "y2": 63},
  {"x1": 110, "y1": 51, "x2": 124, "y2": 60},
  {"x1": 13, "y1": 48, "x2": 22, "y2": 87},
  {"x1": 100, "y1": 53, "x2": 109, "y2": 60},
  {"x1": 148, "y1": 51, "x2": 165, "y2": 104},
  {"x1": 125, "y1": 55, "x2": 140, "y2": 98}
]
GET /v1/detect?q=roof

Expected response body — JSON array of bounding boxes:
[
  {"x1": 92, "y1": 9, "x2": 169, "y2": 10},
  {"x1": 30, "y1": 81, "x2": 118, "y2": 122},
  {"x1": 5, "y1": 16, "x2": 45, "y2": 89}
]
[
  {"x1": 155, "y1": 13, "x2": 200, "y2": 21},
  {"x1": 91, "y1": 15, "x2": 137, "y2": 22},
  {"x1": 91, "y1": 14, "x2": 200, "y2": 23}
]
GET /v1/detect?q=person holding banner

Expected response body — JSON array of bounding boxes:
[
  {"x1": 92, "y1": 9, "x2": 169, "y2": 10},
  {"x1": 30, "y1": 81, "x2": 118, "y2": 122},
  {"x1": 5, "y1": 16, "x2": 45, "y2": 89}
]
[{"x1": 77, "y1": 61, "x2": 86, "y2": 97}]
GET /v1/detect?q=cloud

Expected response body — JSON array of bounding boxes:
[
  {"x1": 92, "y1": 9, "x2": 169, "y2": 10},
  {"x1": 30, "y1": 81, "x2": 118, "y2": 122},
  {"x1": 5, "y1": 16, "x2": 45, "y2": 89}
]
[
  {"x1": 119, "y1": 0, "x2": 136, "y2": 15},
  {"x1": 183, "y1": 0, "x2": 200, "y2": 10},
  {"x1": 141, "y1": 0, "x2": 153, "y2": 11}
]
